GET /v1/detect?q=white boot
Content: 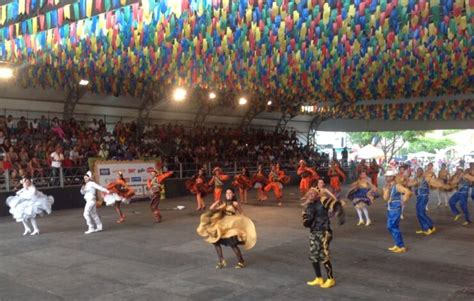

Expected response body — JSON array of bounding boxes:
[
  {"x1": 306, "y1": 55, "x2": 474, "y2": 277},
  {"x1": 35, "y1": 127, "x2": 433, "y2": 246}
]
[
  {"x1": 94, "y1": 225, "x2": 103, "y2": 232},
  {"x1": 362, "y1": 207, "x2": 371, "y2": 226},
  {"x1": 84, "y1": 228, "x2": 95, "y2": 234},
  {"x1": 30, "y1": 218, "x2": 40, "y2": 235},
  {"x1": 22, "y1": 220, "x2": 31, "y2": 236}
]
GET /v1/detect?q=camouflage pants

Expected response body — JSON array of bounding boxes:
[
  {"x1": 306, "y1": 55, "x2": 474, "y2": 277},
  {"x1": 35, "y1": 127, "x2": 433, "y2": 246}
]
[{"x1": 309, "y1": 230, "x2": 332, "y2": 263}]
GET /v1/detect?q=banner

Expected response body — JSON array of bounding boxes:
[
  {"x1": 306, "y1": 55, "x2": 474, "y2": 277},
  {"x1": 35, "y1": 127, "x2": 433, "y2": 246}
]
[{"x1": 92, "y1": 159, "x2": 160, "y2": 199}]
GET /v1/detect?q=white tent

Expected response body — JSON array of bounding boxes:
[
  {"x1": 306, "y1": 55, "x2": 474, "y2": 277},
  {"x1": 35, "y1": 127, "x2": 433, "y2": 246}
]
[
  {"x1": 407, "y1": 151, "x2": 436, "y2": 160},
  {"x1": 357, "y1": 144, "x2": 384, "y2": 160}
]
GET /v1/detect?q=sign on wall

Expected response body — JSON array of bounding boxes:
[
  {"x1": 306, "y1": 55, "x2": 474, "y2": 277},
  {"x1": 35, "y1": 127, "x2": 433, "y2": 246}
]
[{"x1": 93, "y1": 160, "x2": 160, "y2": 199}]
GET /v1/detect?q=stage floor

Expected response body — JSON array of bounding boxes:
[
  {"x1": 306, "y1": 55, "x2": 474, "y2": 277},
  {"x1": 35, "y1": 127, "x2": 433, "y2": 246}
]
[{"x1": 1, "y1": 185, "x2": 473, "y2": 301}]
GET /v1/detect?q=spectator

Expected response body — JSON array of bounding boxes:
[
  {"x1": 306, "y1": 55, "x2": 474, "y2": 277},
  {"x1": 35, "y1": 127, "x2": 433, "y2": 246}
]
[
  {"x1": 98, "y1": 144, "x2": 109, "y2": 159},
  {"x1": 28, "y1": 156, "x2": 44, "y2": 178},
  {"x1": 30, "y1": 118, "x2": 40, "y2": 133},
  {"x1": 50, "y1": 146, "x2": 64, "y2": 185},
  {"x1": 6, "y1": 115, "x2": 15, "y2": 135},
  {"x1": 89, "y1": 119, "x2": 99, "y2": 131},
  {"x1": 17, "y1": 116, "x2": 28, "y2": 134}
]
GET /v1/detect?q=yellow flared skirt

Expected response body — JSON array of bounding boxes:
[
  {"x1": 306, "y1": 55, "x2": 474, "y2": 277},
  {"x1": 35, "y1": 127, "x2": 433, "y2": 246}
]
[{"x1": 196, "y1": 210, "x2": 257, "y2": 250}]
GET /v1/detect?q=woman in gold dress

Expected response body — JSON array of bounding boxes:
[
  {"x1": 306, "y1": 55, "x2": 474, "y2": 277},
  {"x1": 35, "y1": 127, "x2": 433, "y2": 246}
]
[{"x1": 197, "y1": 188, "x2": 257, "y2": 269}]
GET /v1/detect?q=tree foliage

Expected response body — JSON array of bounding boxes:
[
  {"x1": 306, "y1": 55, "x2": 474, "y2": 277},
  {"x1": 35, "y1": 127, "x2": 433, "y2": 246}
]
[
  {"x1": 405, "y1": 137, "x2": 455, "y2": 154},
  {"x1": 348, "y1": 131, "x2": 425, "y2": 162}
]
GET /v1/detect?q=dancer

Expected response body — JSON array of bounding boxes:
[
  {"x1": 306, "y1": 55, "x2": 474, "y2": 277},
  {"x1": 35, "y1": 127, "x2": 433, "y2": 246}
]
[
  {"x1": 395, "y1": 165, "x2": 410, "y2": 219},
  {"x1": 264, "y1": 163, "x2": 290, "y2": 206},
  {"x1": 81, "y1": 171, "x2": 110, "y2": 234},
  {"x1": 347, "y1": 171, "x2": 378, "y2": 226},
  {"x1": 232, "y1": 167, "x2": 252, "y2": 203},
  {"x1": 209, "y1": 167, "x2": 230, "y2": 204},
  {"x1": 302, "y1": 187, "x2": 345, "y2": 289},
  {"x1": 423, "y1": 163, "x2": 437, "y2": 211},
  {"x1": 448, "y1": 167, "x2": 474, "y2": 226},
  {"x1": 327, "y1": 160, "x2": 346, "y2": 195},
  {"x1": 6, "y1": 175, "x2": 54, "y2": 236},
  {"x1": 408, "y1": 167, "x2": 448, "y2": 235},
  {"x1": 437, "y1": 163, "x2": 450, "y2": 207},
  {"x1": 197, "y1": 188, "x2": 257, "y2": 269},
  {"x1": 297, "y1": 160, "x2": 319, "y2": 195},
  {"x1": 185, "y1": 168, "x2": 210, "y2": 210},
  {"x1": 315, "y1": 179, "x2": 338, "y2": 200},
  {"x1": 147, "y1": 168, "x2": 174, "y2": 222},
  {"x1": 383, "y1": 170, "x2": 412, "y2": 253},
  {"x1": 469, "y1": 162, "x2": 474, "y2": 202},
  {"x1": 104, "y1": 172, "x2": 135, "y2": 224},
  {"x1": 356, "y1": 159, "x2": 369, "y2": 177},
  {"x1": 369, "y1": 159, "x2": 382, "y2": 187},
  {"x1": 252, "y1": 164, "x2": 268, "y2": 202}
]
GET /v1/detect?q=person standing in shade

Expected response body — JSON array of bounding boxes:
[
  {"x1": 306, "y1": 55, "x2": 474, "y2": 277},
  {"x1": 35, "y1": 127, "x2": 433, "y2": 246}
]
[
  {"x1": 50, "y1": 146, "x2": 64, "y2": 186},
  {"x1": 81, "y1": 171, "x2": 110, "y2": 234},
  {"x1": 383, "y1": 170, "x2": 412, "y2": 253}
]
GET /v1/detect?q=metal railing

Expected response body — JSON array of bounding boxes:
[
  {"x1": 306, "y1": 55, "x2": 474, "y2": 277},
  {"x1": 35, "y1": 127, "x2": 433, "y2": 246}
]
[{"x1": 0, "y1": 160, "x2": 351, "y2": 192}]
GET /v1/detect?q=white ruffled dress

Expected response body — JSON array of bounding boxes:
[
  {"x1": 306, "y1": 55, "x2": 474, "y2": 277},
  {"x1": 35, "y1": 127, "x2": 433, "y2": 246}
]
[{"x1": 6, "y1": 185, "x2": 54, "y2": 222}]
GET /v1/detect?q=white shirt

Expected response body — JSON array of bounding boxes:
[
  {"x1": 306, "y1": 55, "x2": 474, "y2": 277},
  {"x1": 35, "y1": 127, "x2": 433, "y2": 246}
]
[
  {"x1": 50, "y1": 152, "x2": 64, "y2": 168},
  {"x1": 81, "y1": 181, "x2": 109, "y2": 202},
  {"x1": 89, "y1": 123, "x2": 99, "y2": 131},
  {"x1": 69, "y1": 150, "x2": 79, "y2": 160}
]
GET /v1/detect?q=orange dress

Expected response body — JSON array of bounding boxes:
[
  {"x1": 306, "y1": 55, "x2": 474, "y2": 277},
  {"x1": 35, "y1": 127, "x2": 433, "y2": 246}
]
[
  {"x1": 264, "y1": 170, "x2": 290, "y2": 199},
  {"x1": 209, "y1": 174, "x2": 230, "y2": 202},
  {"x1": 328, "y1": 166, "x2": 346, "y2": 193},
  {"x1": 297, "y1": 166, "x2": 319, "y2": 193}
]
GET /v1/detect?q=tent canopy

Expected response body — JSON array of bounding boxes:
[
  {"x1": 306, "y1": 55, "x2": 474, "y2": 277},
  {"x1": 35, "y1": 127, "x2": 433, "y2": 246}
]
[{"x1": 357, "y1": 144, "x2": 385, "y2": 160}]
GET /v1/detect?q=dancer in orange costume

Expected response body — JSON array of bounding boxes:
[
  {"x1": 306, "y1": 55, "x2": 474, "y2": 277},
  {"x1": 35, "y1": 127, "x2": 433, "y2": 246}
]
[
  {"x1": 252, "y1": 164, "x2": 268, "y2": 202},
  {"x1": 297, "y1": 160, "x2": 320, "y2": 195},
  {"x1": 104, "y1": 172, "x2": 135, "y2": 224},
  {"x1": 327, "y1": 161, "x2": 346, "y2": 195},
  {"x1": 147, "y1": 168, "x2": 173, "y2": 222},
  {"x1": 209, "y1": 167, "x2": 230, "y2": 204},
  {"x1": 185, "y1": 169, "x2": 211, "y2": 211},
  {"x1": 369, "y1": 159, "x2": 383, "y2": 187},
  {"x1": 356, "y1": 159, "x2": 369, "y2": 177},
  {"x1": 264, "y1": 163, "x2": 290, "y2": 206},
  {"x1": 232, "y1": 167, "x2": 252, "y2": 203}
]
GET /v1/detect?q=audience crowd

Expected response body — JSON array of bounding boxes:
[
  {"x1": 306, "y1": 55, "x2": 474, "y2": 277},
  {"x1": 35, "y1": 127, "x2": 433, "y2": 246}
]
[{"x1": 0, "y1": 115, "x2": 331, "y2": 188}]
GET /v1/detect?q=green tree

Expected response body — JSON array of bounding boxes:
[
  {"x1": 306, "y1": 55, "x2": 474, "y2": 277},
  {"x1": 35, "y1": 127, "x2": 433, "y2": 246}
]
[
  {"x1": 406, "y1": 137, "x2": 455, "y2": 154},
  {"x1": 349, "y1": 131, "x2": 425, "y2": 162},
  {"x1": 348, "y1": 132, "x2": 375, "y2": 146},
  {"x1": 378, "y1": 131, "x2": 424, "y2": 162}
]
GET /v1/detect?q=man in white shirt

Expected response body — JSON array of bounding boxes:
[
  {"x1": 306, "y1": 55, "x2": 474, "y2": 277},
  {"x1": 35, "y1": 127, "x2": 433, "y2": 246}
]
[
  {"x1": 81, "y1": 171, "x2": 110, "y2": 234},
  {"x1": 50, "y1": 146, "x2": 64, "y2": 185},
  {"x1": 89, "y1": 119, "x2": 99, "y2": 131}
]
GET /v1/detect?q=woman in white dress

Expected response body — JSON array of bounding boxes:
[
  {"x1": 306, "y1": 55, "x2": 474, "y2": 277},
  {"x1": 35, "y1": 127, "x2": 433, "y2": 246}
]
[{"x1": 6, "y1": 175, "x2": 54, "y2": 235}]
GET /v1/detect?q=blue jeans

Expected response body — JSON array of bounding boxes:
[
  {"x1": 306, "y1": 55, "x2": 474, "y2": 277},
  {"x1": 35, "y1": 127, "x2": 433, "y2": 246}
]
[
  {"x1": 387, "y1": 207, "x2": 404, "y2": 247},
  {"x1": 449, "y1": 192, "x2": 470, "y2": 223},
  {"x1": 416, "y1": 195, "x2": 433, "y2": 231}
]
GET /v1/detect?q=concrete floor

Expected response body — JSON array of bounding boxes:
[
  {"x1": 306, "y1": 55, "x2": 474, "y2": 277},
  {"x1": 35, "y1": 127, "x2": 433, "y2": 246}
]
[{"x1": 1, "y1": 185, "x2": 474, "y2": 301}]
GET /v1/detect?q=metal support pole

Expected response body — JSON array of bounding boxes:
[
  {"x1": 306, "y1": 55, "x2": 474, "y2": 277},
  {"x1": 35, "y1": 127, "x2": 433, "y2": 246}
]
[
  {"x1": 59, "y1": 167, "x2": 64, "y2": 188},
  {"x1": 179, "y1": 163, "x2": 183, "y2": 179},
  {"x1": 5, "y1": 170, "x2": 10, "y2": 192}
]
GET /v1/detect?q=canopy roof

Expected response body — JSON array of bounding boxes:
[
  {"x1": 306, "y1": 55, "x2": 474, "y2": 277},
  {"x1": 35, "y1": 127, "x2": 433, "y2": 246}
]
[{"x1": 0, "y1": 0, "x2": 472, "y2": 123}]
